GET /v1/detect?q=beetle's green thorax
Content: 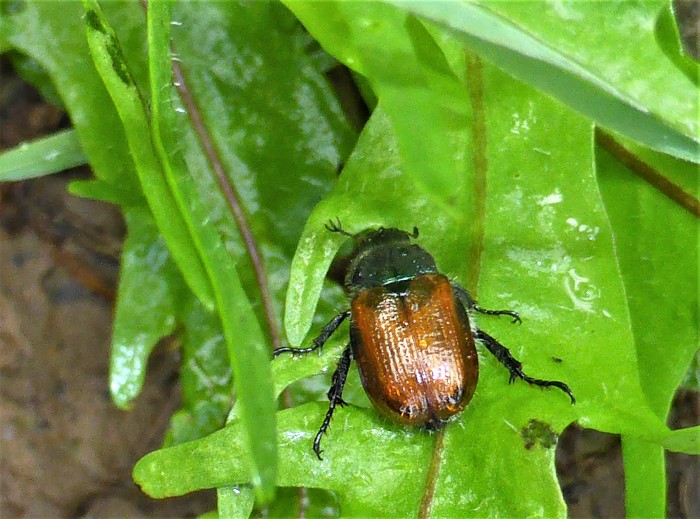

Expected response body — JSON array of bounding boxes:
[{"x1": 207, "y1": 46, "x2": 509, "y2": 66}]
[{"x1": 344, "y1": 227, "x2": 438, "y2": 294}]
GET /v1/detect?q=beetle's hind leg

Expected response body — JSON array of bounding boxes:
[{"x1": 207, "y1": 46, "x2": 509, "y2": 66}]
[
  {"x1": 313, "y1": 345, "x2": 353, "y2": 460},
  {"x1": 453, "y1": 285, "x2": 521, "y2": 324},
  {"x1": 476, "y1": 329, "x2": 575, "y2": 404},
  {"x1": 273, "y1": 311, "x2": 350, "y2": 357}
]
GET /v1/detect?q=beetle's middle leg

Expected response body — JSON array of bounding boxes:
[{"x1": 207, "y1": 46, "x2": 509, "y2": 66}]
[
  {"x1": 453, "y1": 285, "x2": 521, "y2": 324},
  {"x1": 273, "y1": 310, "x2": 350, "y2": 357},
  {"x1": 313, "y1": 345, "x2": 353, "y2": 460},
  {"x1": 475, "y1": 329, "x2": 575, "y2": 404}
]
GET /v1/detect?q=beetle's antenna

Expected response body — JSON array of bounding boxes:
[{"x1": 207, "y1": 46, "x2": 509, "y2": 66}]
[
  {"x1": 325, "y1": 218, "x2": 353, "y2": 237},
  {"x1": 410, "y1": 226, "x2": 419, "y2": 239}
]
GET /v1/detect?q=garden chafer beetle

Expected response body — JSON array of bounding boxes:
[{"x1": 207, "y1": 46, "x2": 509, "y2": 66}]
[{"x1": 275, "y1": 221, "x2": 574, "y2": 459}]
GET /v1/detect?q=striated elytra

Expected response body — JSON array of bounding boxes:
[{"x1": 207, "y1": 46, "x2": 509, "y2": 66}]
[{"x1": 275, "y1": 220, "x2": 574, "y2": 459}]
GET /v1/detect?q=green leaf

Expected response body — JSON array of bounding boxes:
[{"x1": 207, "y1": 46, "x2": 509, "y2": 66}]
[
  {"x1": 282, "y1": 60, "x2": 686, "y2": 514},
  {"x1": 110, "y1": 207, "x2": 183, "y2": 409},
  {"x1": 661, "y1": 425, "x2": 700, "y2": 454},
  {"x1": 134, "y1": 404, "x2": 433, "y2": 517},
  {"x1": 166, "y1": 297, "x2": 232, "y2": 446},
  {"x1": 597, "y1": 139, "x2": 698, "y2": 421},
  {"x1": 147, "y1": 0, "x2": 276, "y2": 502},
  {"x1": 143, "y1": 0, "x2": 354, "y2": 503},
  {"x1": 2, "y1": 0, "x2": 143, "y2": 197},
  {"x1": 597, "y1": 135, "x2": 700, "y2": 515},
  {"x1": 217, "y1": 486, "x2": 255, "y2": 519},
  {"x1": 387, "y1": 0, "x2": 700, "y2": 164},
  {"x1": 82, "y1": 0, "x2": 215, "y2": 309},
  {"x1": 281, "y1": 1, "x2": 473, "y2": 213},
  {"x1": 148, "y1": 0, "x2": 354, "y2": 354},
  {"x1": 0, "y1": 129, "x2": 86, "y2": 181},
  {"x1": 68, "y1": 178, "x2": 142, "y2": 205}
]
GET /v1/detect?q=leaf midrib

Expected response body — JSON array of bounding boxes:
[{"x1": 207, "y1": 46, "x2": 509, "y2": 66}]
[{"x1": 418, "y1": 50, "x2": 489, "y2": 519}]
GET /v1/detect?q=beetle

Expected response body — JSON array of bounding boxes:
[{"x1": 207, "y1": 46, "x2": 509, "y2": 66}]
[{"x1": 274, "y1": 220, "x2": 575, "y2": 459}]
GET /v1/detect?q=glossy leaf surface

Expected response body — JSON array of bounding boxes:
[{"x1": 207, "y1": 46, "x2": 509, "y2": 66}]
[
  {"x1": 388, "y1": 0, "x2": 699, "y2": 163},
  {"x1": 597, "y1": 142, "x2": 698, "y2": 419},
  {"x1": 597, "y1": 138, "x2": 699, "y2": 518},
  {"x1": 110, "y1": 207, "x2": 182, "y2": 409},
  {"x1": 147, "y1": 3, "x2": 276, "y2": 497},
  {"x1": 135, "y1": 2, "x2": 697, "y2": 514}
]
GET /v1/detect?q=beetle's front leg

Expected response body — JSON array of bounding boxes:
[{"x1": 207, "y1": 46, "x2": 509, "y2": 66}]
[
  {"x1": 313, "y1": 345, "x2": 353, "y2": 460},
  {"x1": 475, "y1": 329, "x2": 575, "y2": 404},
  {"x1": 453, "y1": 285, "x2": 521, "y2": 324},
  {"x1": 273, "y1": 310, "x2": 350, "y2": 357}
]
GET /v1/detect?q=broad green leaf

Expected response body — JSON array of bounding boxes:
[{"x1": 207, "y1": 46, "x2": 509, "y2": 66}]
[
  {"x1": 283, "y1": 63, "x2": 679, "y2": 515},
  {"x1": 134, "y1": 404, "x2": 433, "y2": 517},
  {"x1": 0, "y1": 129, "x2": 86, "y2": 181},
  {"x1": 428, "y1": 61, "x2": 627, "y2": 517},
  {"x1": 133, "y1": 401, "x2": 698, "y2": 516},
  {"x1": 597, "y1": 141, "x2": 698, "y2": 421},
  {"x1": 110, "y1": 207, "x2": 183, "y2": 409},
  {"x1": 82, "y1": 0, "x2": 215, "y2": 309},
  {"x1": 158, "y1": 0, "x2": 354, "y2": 341},
  {"x1": 597, "y1": 139, "x2": 699, "y2": 516},
  {"x1": 388, "y1": 0, "x2": 700, "y2": 164}
]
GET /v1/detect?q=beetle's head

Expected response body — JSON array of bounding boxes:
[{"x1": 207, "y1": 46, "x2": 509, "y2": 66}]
[
  {"x1": 325, "y1": 221, "x2": 436, "y2": 294},
  {"x1": 325, "y1": 219, "x2": 419, "y2": 252},
  {"x1": 351, "y1": 226, "x2": 418, "y2": 253}
]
